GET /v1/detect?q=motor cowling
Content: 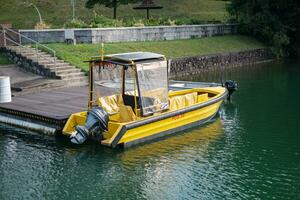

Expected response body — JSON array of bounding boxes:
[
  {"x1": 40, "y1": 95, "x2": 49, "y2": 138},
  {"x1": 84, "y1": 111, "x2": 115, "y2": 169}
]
[
  {"x1": 70, "y1": 107, "x2": 109, "y2": 144},
  {"x1": 224, "y1": 80, "x2": 238, "y2": 101}
]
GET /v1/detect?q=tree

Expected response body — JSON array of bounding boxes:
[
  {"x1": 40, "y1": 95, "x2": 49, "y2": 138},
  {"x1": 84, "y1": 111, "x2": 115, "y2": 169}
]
[
  {"x1": 227, "y1": 0, "x2": 300, "y2": 57},
  {"x1": 86, "y1": 0, "x2": 141, "y2": 19}
]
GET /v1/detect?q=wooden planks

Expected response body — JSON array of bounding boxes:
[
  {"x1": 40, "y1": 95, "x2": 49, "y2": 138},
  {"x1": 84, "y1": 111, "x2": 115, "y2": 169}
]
[{"x1": 0, "y1": 87, "x2": 89, "y2": 120}]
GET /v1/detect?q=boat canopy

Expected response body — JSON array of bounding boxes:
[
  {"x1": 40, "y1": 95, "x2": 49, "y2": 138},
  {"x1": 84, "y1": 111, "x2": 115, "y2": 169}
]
[
  {"x1": 87, "y1": 52, "x2": 169, "y2": 117},
  {"x1": 87, "y1": 52, "x2": 165, "y2": 65}
]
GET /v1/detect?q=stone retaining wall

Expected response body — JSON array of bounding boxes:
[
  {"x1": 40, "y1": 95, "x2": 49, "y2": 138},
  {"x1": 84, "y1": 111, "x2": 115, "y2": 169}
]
[
  {"x1": 169, "y1": 48, "x2": 274, "y2": 78},
  {"x1": 2, "y1": 47, "x2": 273, "y2": 80},
  {"x1": 19, "y1": 24, "x2": 238, "y2": 44}
]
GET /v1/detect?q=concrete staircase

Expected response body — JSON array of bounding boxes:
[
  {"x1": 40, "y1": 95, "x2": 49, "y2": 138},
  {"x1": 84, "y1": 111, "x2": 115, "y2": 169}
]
[{"x1": 5, "y1": 46, "x2": 88, "y2": 89}]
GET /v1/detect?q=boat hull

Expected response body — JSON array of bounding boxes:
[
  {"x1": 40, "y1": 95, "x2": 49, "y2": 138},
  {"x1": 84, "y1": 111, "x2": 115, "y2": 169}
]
[
  {"x1": 103, "y1": 92, "x2": 226, "y2": 148},
  {"x1": 121, "y1": 104, "x2": 221, "y2": 148}
]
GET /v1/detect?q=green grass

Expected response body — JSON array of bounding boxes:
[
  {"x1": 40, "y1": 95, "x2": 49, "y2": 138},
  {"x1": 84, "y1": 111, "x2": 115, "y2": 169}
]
[
  {"x1": 47, "y1": 35, "x2": 266, "y2": 71},
  {"x1": 0, "y1": 0, "x2": 229, "y2": 29},
  {"x1": 0, "y1": 52, "x2": 11, "y2": 65}
]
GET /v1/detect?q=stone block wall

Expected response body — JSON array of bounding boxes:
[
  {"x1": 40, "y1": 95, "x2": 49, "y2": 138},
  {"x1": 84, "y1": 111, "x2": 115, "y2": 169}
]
[
  {"x1": 19, "y1": 24, "x2": 238, "y2": 44},
  {"x1": 169, "y1": 48, "x2": 274, "y2": 78}
]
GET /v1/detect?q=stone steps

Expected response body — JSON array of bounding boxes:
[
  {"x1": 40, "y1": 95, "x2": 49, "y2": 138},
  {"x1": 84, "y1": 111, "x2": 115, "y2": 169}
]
[
  {"x1": 56, "y1": 72, "x2": 86, "y2": 80},
  {"x1": 32, "y1": 60, "x2": 64, "y2": 65},
  {"x1": 6, "y1": 45, "x2": 88, "y2": 87},
  {"x1": 55, "y1": 68, "x2": 82, "y2": 75},
  {"x1": 21, "y1": 52, "x2": 54, "y2": 58},
  {"x1": 45, "y1": 65, "x2": 74, "y2": 70}
]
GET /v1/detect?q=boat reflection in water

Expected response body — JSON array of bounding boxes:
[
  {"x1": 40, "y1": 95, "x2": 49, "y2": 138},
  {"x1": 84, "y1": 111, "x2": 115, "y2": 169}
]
[
  {"x1": 62, "y1": 117, "x2": 223, "y2": 161},
  {"x1": 119, "y1": 118, "x2": 223, "y2": 164}
]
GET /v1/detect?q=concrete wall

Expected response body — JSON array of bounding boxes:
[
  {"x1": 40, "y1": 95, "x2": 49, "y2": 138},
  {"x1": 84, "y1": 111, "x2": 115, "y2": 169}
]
[
  {"x1": 19, "y1": 24, "x2": 238, "y2": 44},
  {"x1": 169, "y1": 48, "x2": 274, "y2": 78}
]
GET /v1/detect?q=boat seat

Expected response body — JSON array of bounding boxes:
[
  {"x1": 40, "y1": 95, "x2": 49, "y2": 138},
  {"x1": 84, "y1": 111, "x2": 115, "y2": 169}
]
[
  {"x1": 197, "y1": 93, "x2": 208, "y2": 103},
  {"x1": 98, "y1": 94, "x2": 123, "y2": 114},
  {"x1": 119, "y1": 105, "x2": 137, "y2": 123},
  {"x1": 185, "y1": 92, "x2": 198, "y2": 106},
  {"x1": 169, "y1": 95, "x2": 186, "y2": 111},
  {"x1": 169, "y1": 92, "x2": 201, "y2": 111}
]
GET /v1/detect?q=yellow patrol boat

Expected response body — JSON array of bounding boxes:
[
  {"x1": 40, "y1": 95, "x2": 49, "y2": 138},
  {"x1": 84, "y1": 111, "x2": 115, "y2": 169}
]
[{"x1": 63, "y1": 52, "x2": 232, "y2": 148}]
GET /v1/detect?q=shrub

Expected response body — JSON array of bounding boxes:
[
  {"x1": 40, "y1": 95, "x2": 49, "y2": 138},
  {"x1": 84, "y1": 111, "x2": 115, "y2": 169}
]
[
  {"x1": 34, "y1": 22, "x2": 50, "y2": 29},
  {"x1": 62, "y1": 15, "x2": 211, "y2": 29},
  {"x1": 64, "y1": 20, "x2": 90, "y2": 28},
  {"x1": 93, "y1": 15, "x2": 123, "y2": 27}
]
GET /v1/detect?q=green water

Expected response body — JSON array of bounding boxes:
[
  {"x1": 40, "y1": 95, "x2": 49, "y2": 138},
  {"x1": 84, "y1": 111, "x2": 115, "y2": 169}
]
[{"x1": 0, "y1": 60, "x2": 299, "y2": 200}]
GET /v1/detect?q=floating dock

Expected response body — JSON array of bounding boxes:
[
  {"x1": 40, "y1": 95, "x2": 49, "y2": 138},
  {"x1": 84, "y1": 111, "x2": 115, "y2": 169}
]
[{"x1": 0, "y1": 87, "x2": 88, "y2": 135}]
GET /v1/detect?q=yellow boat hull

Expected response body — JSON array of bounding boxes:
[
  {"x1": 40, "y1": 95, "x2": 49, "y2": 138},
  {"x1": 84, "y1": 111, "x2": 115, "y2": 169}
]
[{"x1": 105, "y1": 100, "x2": 222, "y2": 148}]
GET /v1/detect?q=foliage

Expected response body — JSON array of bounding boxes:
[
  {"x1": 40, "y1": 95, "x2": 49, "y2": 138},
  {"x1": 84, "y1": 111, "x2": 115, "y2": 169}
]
[
  {"x1": 34, "y1": 22, "x2": 50, "y2": 29},
  {"x1": 227, "y1": 0, "x2": 300, "y2": 57},
  {"x1": 65, "y1": 14, "x2": 221, "y2": 28},
  {"x1": 47, "y1": 35, "x2": 265, "y2": 71},
  {"x1": 0, "y1": 0, "x2": 228, "y2": 29},
  {"x1": 64, "y1": 19, "x2": 91, "y2": 28},
  {"x1": 85, "y1": 0, "x2": 141, "y2": 19},
  {"x1": 92, "y1": 14, "x2": 123, "y2": 27}
]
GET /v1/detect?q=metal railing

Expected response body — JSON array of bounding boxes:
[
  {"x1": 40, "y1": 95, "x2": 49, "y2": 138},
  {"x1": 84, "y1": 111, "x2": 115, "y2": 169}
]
[{"x1": 1, "y1": 25, "x2": 56, "y2": 66}]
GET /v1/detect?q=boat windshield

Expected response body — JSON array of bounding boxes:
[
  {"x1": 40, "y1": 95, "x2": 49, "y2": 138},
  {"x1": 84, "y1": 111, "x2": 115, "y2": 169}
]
[
  {"x1": 93, "y1": 63, "x2": 122, "y2": 98},
  {"x1": 136, "y1": 60, "x2": 169, "y2": 116}
]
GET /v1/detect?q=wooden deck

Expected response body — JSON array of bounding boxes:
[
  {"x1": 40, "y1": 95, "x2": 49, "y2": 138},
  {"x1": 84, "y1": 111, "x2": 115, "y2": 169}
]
[{"x1": 0, "y1": 87, "x2": 88, "y2": 124}]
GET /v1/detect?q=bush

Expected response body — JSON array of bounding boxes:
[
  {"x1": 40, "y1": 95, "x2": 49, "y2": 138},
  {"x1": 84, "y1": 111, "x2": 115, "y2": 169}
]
[
  {"x1": 34, "y1": 22, "x2": 51, "y2": 29},
  {"x1": 92, "y1": 15, "x2": 123, "y2": 27},
  {"x1": 64, "y1": 19, "x2": 90, "y2": 28},
  {"x1": 272, "y1": 32, "x2": 290, "y2": 58},
  {"x1": 62, "y1": 15, "x2": 215, "y2": 29}
]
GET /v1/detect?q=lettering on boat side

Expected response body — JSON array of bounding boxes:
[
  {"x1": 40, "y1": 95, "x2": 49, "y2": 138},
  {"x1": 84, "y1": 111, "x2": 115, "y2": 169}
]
[{"x1": 172, "y1": 114, "x2": 184, "y2": 121}]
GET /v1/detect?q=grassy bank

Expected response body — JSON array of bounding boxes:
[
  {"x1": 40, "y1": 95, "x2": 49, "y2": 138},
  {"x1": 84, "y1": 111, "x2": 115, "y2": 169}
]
[
  {"x1": 47, "y1": 35, "x2": 266, "y2": 71},
  {"x1": 0, "y1": 0, "x2": 229, "y2": 29},
  {"x1": 0, "y1": 53, "x2": 11, "y2": 65}
]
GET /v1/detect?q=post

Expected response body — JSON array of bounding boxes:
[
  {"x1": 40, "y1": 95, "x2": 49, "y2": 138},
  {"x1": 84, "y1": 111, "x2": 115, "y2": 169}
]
[
  {"x1": 113, "y1": 0, "x2": 117, "y2": 19},
  {"x1": 18, "y1": 31, "x2": 21, "y2": 46},
  {"x1": 147, "y1": 8, "x2": 150, "y2": 20},
  {"x1": 3, "y1": 29, "x2": 6, "y2": 47},
  {"x1": 19, "y1": 32, "x2": 22, "y2": 53},
  {"x1": 36, "y1": 43, "x2": 38, "y2": 62},
  {"x1": 53, "y1": 52, "x2": 56, "y2": 66},
  {"x1": 71, "y1": 0, "x2": 76, "y2": 21},
  {"x1": 88, "y1": 62, "x2": 94, "y2": 110},
  {"x1": 101, "y1": 43, "x2": 104, "y2": 61},
  {"x1": 132, "y1": 63, "x2": 138, "y2": 116}
]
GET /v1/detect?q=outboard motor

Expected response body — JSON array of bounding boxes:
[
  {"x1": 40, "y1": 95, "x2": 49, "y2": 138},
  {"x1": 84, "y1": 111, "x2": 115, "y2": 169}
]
[
  {"x1": 70, "y1": 107, "x2": 109, "y2": 144},
  {"x1": 224, "y1": 80, "x2": 238, "y2": 101}
]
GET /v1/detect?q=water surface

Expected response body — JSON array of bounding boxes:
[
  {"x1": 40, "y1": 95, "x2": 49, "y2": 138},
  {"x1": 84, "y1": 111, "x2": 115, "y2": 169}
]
[{"x1": 0, "y1": 60, "x2": 299, "y2": 200}]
